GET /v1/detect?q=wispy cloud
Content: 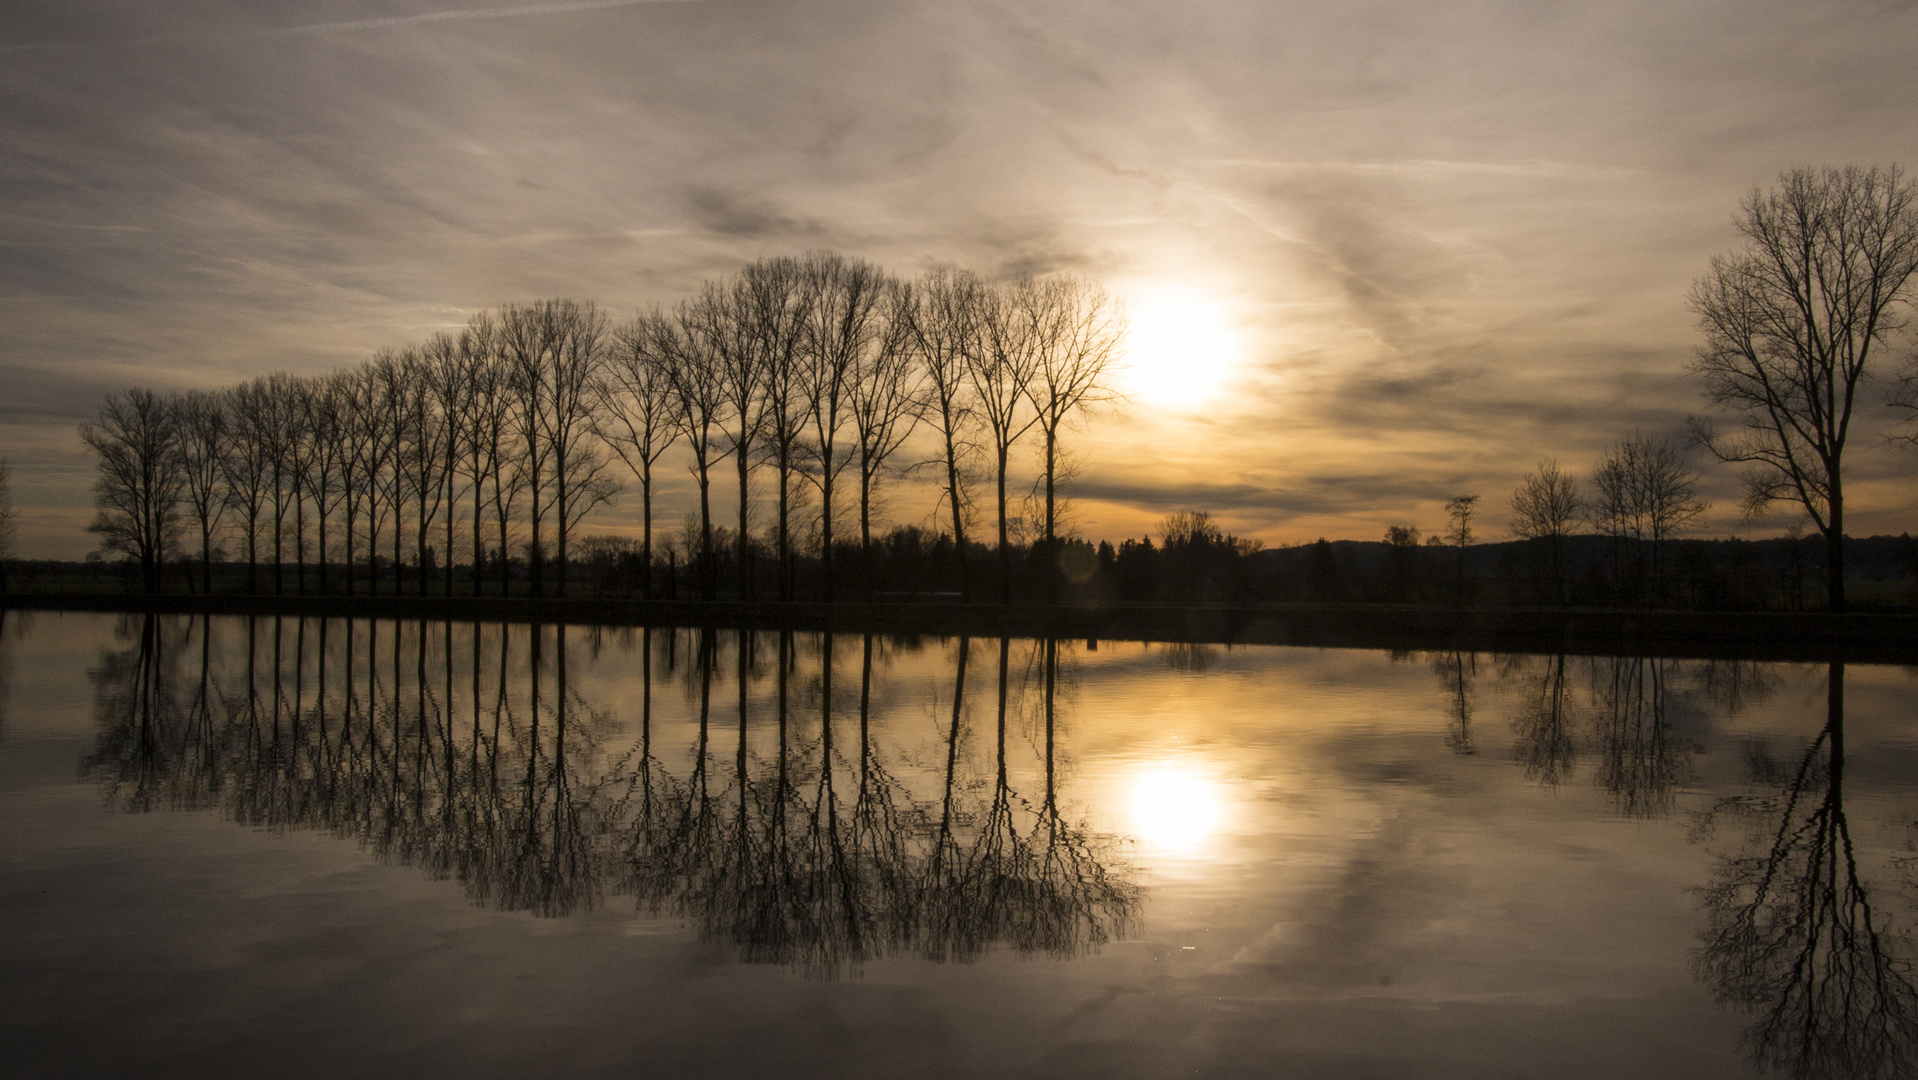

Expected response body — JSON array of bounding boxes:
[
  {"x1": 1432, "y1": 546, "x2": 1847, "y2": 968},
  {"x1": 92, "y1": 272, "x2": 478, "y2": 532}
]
[
  {"x1": 1198, "y1": 158, "x2": 1635, "y2": 181},
  {"x1": 3, "y1": 0, "x2": 701, "y2": 53}
]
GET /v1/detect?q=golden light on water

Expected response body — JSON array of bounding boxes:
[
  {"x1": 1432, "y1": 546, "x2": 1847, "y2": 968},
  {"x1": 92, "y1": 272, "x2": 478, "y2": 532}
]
[
  {"x1": 1125, "y1": 763, "x2": 1226, "y2": 853},
  {"x1": 1121, "y1": 289, "x2": 1243, "y2": 410}
]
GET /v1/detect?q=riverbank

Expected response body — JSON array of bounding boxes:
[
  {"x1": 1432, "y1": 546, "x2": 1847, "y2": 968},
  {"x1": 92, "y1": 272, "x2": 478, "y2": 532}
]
[{"x1": 4, "y1": 592, "x2": 1913, "y2": 663}]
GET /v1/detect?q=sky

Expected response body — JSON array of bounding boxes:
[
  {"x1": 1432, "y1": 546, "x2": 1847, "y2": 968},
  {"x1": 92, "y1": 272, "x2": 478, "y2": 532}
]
[{"x1": 3, "y1": 0, "x2": 1917, "y2": 559}]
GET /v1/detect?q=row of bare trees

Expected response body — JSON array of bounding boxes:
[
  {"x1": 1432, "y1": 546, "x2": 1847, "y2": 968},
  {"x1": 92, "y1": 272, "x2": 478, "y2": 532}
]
[
  {"x1": 84, "y1": 617, "x2": 1139, "y2": 975},
  {"x1": 1508, "y1": 433, "x2": 1709, "y2": 605},
  {"x1": 80, "y1": 252, "x2": 1126, "y2": 598}
]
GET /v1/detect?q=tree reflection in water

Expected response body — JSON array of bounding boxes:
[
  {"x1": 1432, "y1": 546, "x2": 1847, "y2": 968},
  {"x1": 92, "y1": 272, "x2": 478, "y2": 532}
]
[
  {"x1": 1693, "y1": 663, "x2": 1918, "y2": 1080},
  {"x1": 1431, "y1": 650, "x2": 1478, "y2": 756},
  {"x1": 1497, "y1": 653, "x2": 1706, "y2": 819},
  {"x1": 81, "y1": 616, "x2": 1137, "y2": 979},
  {"x1": 1509, "y1": 652, "x2": 1578, "y2": 787}
]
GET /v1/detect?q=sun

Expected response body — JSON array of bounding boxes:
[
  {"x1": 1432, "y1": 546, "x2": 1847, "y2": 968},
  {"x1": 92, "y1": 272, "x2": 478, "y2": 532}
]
[
  {"x1": 1121, "y1": 289, "x2": 1244, "y2": 411},
  {"x1": 1125, "y1": 763, "x2": 1226, "y2": 853}
]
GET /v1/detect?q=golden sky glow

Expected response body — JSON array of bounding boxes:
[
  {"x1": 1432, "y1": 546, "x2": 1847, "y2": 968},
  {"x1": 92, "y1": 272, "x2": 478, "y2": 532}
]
[{"x1": 2, "y1": 0, "x2": 1915, "y2": 556}]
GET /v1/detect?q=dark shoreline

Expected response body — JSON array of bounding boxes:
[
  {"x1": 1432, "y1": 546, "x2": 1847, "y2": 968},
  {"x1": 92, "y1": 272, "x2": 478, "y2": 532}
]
[{"x1": 5, "y1": 592, "x2": 1913, "y2": 663}]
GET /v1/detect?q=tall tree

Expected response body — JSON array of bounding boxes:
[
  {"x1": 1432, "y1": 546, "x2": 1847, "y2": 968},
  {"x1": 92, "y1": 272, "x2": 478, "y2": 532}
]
[
  {"x1": 689, "y1": 279, "x2": 768, "y2": 599},
  {"x1": 278, "y1": 376, "x2": 318, "y2": 595},
  {"x1": 81, "y1": 389, "x2": 185, "y2": 593},
  {"x1": 460, "y1": 315, "x2": 522, "y2": 597},
  {"x1": 1443, "y1": 494, "x2": 1479, "y2": 605},
  {"x1": 369, "y1": 351, "x2": 414, "y2": 596},
  {"x1": 968, "y1": 276, "x2": 1044, "y2": 602},
  {"x1": 332, "y1": 370, "x2": 374, "y2": 597},
  {"x1": 846, "y1": 279, "x2": 923, "y2": 599},
  {"x1": 595, "y1": 312, "x2": 684, "y2": 599},
  {"x1": 799, "y1": 252, "x2": 889, "y2": 601},
  {"x1": 1591, "y1": 434, "x2": 1707, "y2": 605},
  {"x1": 500, "y1": 303, "x2": 557, "y2": 595},
  {"x1": 660, "y1": 301, "x2": 733, "y2": 601},
  {"x1": 1689, "y1": 165, "x2": 1918, "y2": 611},
  {"x1": 256, "y1": 373, "x2": 301, "y2": 595},
  {"x1": 903, "y1": 268, "x2": 982, "y2": 599},
  {"x1": 423, "y1": 330, "x2": 473, "y2": 597},
  {"x1": 174, "y1": 391, "x2": 229, "y2": 594},
  {"x1": 1509, "y1": 458, "x2": 1581, "y2": 605},
  {"x1": 221, "y1": 380, "x2": 275, "y2": 594},
  {"x1": 296, "y1": 377, "x2": 346, "y2": 595},
  {"x1": 741, "y1": 258, "x2": 811, "y2": 601},
  {"x1": 405, "y1": 340, "x2": 452, "y2": 596},
  {"x1": 538, "y1": 301, "x2": 616, "y2": 598},
  {"x1": 1023, "y1": 274, "x2": 1125, "y2": 603}
]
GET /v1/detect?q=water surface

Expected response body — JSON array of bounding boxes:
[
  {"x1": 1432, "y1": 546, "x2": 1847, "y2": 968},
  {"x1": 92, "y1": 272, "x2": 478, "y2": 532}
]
[{"x1": 2, "y1": 612, "x2": 1914, "y2": 1079}]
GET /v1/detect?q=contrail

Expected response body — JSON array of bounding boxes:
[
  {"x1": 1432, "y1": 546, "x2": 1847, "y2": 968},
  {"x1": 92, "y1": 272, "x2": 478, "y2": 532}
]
[{"x1": 3, "y1": 0, "x2": 701, "y2": 53}]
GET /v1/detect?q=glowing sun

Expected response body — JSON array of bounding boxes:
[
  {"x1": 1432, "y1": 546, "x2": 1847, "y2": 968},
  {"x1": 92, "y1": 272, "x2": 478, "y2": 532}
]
[{"x1": 1121, "y1": 289, "x2": 1244, "y2": 410}]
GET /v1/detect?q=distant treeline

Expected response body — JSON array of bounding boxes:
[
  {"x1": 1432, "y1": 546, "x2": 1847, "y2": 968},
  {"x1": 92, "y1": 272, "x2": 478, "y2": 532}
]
[
  {"x1": 71, "y1": 251, "x2": 1123, "y2": 601},
  {"x1": 20, "y1": 510, "x2": 1917, "y2": 612}
]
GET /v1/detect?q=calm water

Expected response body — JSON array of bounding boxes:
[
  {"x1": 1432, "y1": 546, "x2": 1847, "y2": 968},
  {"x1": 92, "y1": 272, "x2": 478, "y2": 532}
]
[{"x1": 2, "y1": 612, "x2": 1915, "y2": 1080}]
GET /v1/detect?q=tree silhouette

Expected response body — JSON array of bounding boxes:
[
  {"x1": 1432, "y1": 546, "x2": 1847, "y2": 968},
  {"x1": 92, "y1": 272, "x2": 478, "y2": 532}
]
[
  {"x1": 902, "y1": 269, "x2": 983, "y2": 599},
  {"x1": 1694, "y1": 663, "x2": 1918, "y2": 1079},
  {"x1": 81, "y1": 390, "x2": 186, "y2": 593},
  {"x1": 1689, "y1": 166, "x2": 1918, "y2": 612},
  {"x1": 1509, "y1": 459, "x2": 1581, "y2": 605},
  {"x1": 595, "y1": 314, "x2": 684, "y2": 599},
  {"x1": 1591, "y1": 433, "x2": 1707, "y2": 606},
  {"x1": 1025, "y1": 277, "x2": 1126, "y2": 604}
]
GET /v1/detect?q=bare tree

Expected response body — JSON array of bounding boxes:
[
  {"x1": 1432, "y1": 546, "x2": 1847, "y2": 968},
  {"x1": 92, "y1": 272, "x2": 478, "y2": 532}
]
[
  {"x1": 221, "y1": 380, "x2": 275, "y2": 594},
  {"x1": 1591, "y1": 434, "x2": 1708, "y2": 605},
  {"x1": 1689, "y1": 165, "x2": 1918, "y2": 611},
  {"x1": 174, "y1": 391, "x2": 229, "y2": 594},
  {"x1": 253, "y1": 373, "x2": 303, "y2": 595},
  {"x1": 367, "y1": 350, "x2": 413, "y2": 595},
  {"x1": 399, "y1": 340, "x2": 450, "y2": 596},
  {"x1": 460, "y1": 316, "x2": 522, "y2": 597},
  {"x1": 81, "y1": 389, "x2": 186, "y2": 593},
  {"x1": 903, "y1": 268, "x2": 982, "y2": 598},
  {"x1": 500, "y1": 304, "x2": 557, "y2": 595},
  {"x1": 799, "y1": 251, "x2": 888, "y2": 601},
  {"x1": 423, "y1": 330, "x2": 473, "y2": 596},
  {"x1": 278, "y1": 376, "x2": 318, "y2": 594},
  {"x1": 595, "y1": 312, "x2": 684, "y2": 598},
  {"x1": 296, "y1": 377, "x2": 347, "y2": 595},
  {"x1": 695, "y1": 276, "x2": 772, "y2": 600},
  {"x1": 969, "y1": 276, "x2": 1045, "y2": 602},
  {"x1": 1444, "y1": 494, "x2": 1478, "y2": 604},
  {"x1": 847, "y1": 279, "x2": 923, "y2": 598},
  {"x1": 660, "y1": 301, "x2": 734, "y2": 600},
  {"x1": 740, "y1": 257, "x2": 812, "y2": 600},
  {"x1": 539, "y1": 301, "x2": 615, "y2": 597},
  {"x1": 332, "y1": 370, "x2": 373, "y2": 597},
  {"x1": 1024, "y1": 275, "x2": 1125, "y2": 603},
  {"x1": 1509, "y1": 458, "x2": 1581, "y2": 604}
]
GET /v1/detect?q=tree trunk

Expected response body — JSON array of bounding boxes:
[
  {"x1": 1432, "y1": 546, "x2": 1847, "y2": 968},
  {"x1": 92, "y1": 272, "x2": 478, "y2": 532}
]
[
  {"x1": 640, "y1": 471, "x2": 653, "y2": 600},
  {"x1": 944, "y1": 435, "x2": 967, "y2": 601},
  {"x1": 1043, "y1": 425, "x2": 1058, "y2": 605},
  {"x1": 995, "y1": 443, "x2": 1010, "y2": 603},
  {"x1": 1826, "y1": 514, "x2": 1846, "y2": 612},
  {"x1": 735, "y1": 450, "x2": 752, "y2": 600}
]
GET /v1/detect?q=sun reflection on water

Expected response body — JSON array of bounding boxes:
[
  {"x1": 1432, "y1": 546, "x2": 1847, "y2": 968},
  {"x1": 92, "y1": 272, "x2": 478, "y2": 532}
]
[{"x1": 1126, "y1": 763, "x2": 1226, "y2": 853}]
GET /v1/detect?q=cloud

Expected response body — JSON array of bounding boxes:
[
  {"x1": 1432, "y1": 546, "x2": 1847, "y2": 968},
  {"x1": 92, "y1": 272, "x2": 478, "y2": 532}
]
[
  {"x1": 1, "y1": 0, "x2": 703, "y2": 53},
  {"x1": 4, "y1": 0, "x2": 1918, "y2": 556},
  {"x1": 683, "y1": 188, "x2": 838, "y2": 243}
]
